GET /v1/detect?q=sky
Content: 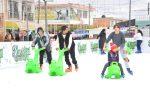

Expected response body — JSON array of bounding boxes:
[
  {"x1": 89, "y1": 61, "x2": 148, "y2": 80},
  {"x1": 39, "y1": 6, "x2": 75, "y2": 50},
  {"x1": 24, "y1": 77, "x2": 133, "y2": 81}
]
[{"x1": 37, "y1": 0, "x2": 150, "y2": 20}]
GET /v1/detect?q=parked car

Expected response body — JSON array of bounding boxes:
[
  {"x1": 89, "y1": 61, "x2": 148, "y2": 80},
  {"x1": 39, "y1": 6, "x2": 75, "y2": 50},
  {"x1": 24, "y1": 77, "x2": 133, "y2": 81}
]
[{"x1": 72, "y1": 29, "x2": 89, "y2": 40}]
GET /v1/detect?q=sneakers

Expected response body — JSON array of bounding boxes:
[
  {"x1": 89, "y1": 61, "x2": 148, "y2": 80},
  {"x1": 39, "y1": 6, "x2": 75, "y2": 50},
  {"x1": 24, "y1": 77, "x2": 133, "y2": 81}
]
[
  {"x1": 75, "y1": 67, "x2": 79, "y2": 72},
  {"x1": 121, "y1": 74, "x2": 125, "y2": 78},
  {"x1": 101, "y1": 74, "x2": 104, "y2": 78},
  {"x1": 65, "y1": 65, "x2": 79, "y2": 72},
  {"x1": 40, "y1": 64, "x2": 43, "y2": 70},
  {"x1": 75, "y1": 64, "x2": 79, "y2": 72},
  {"x1": 101, "y1": 51, "x2": 106, "y2": 55},
  {"x1": 65, "y1": 66, "x2": 72, "y2": 72},
  {"x1": 126, "y1": 68, "x2": 133, "y2": 75},
  {"x1": 135, "y1": 51, "x2": 142, "y2": 53},
  {"x1": 123, "y1": 57, "x2": 130, "y2": 62}
]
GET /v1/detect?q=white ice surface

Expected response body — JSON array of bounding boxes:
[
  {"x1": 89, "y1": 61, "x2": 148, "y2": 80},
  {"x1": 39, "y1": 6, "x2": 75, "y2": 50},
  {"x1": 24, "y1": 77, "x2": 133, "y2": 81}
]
[{"x1": 0, "y1": 53, "x2": 150, "y2": 100}]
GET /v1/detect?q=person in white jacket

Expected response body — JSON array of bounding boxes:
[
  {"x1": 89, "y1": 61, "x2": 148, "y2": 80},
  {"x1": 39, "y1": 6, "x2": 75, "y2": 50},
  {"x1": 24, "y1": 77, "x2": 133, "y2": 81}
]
[{"x1": 134, "y1": 29, "x2": 143, "y2": 53}]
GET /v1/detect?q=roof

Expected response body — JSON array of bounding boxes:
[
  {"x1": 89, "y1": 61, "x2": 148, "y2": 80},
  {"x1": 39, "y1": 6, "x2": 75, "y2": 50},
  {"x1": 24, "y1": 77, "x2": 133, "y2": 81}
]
[
  {"x1": 93, "y1": 17, "x2": 126, "y2": 21},
  {"x1": 36, "y1": 3, "x2": 95, "y2": 11}
]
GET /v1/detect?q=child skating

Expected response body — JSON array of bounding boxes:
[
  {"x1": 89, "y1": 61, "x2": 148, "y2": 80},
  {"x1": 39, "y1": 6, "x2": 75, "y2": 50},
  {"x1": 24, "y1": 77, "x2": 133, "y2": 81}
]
[{"x1": 101, "y1": 43, "x2": 125, "y2": 78}]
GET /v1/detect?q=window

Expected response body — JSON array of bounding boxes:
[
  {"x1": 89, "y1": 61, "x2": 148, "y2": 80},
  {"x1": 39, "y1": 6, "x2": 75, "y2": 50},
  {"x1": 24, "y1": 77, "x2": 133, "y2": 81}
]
[
  {"x1": 8, "y1": 0, "x2": 19, "y2": 19},
  {"x1": 28, "y1": 13, "x2": 34, "y2": 21},
  {"x1": 0, "y1": 0, "x2": 2, "y2": 13},
  {"x1": 83, "y1": 11, "x2": 87, "y2": 18},
  {"x1": 22, "y1": 2, "x2": 26, "y2": 20},
  {"x1": 77, "y1": 10, "x2": 82, "y2": 17},
  {"x1": 22, "y1": 1, "x2": 33, "y2": 21},
  {"x1": 0, "y1": 14, "x2": 3, "y2": 28},
  {"x1": 0, "y1": 0, "x2": 3, "y2": 27}
]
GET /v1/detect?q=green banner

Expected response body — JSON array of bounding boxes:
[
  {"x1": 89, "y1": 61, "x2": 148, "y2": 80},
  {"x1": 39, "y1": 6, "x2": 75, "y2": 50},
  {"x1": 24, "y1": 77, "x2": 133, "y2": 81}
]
[
  {"x1": 148, "y1": 40, "x2": 150, "y2": 47},
  {"x1": 12, "y1": 45, "x2": 30, "y2": 62},
  {"x1": 126, "y1": 41, "x2": 136, "y2": 50},
  {"x1": 90, "y1": 42, "x2": 99, "y2": 53},
  {"x1": 0, "y1": 49, "x2": 3, "y2": 63},
  {"x1": 78, "y1": 43, "x2": 87, "y2": 54}
]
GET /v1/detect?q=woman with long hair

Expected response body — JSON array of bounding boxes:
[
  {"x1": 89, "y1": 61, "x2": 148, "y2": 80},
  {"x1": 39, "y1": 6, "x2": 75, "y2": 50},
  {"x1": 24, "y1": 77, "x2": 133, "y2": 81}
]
[{"x1": 134, "y1": 29, "x2": 143, "y2": 53}]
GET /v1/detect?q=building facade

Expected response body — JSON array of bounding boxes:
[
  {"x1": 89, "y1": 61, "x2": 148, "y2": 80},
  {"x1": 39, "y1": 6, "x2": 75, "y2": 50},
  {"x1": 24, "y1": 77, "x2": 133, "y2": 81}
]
[
  {"x1": 0, "y1": 0, "x2": 35, "y2": 35},
  {"x1": 93, "y1": 17, "x2": 125, "y2": 28},
  {"x1": 135, "y1": 15, "x2": 150, "y2": 37},
  {"x1": 35, "y1": 3, "x2": 95, "y2": 31}
]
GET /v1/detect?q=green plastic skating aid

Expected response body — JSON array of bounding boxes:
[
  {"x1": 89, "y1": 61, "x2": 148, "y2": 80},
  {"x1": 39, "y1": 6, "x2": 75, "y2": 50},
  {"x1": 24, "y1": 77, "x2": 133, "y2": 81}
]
[
  {"x1": 25, "y1": 48, "x2": 44, "y2": 73},
  {"x1": 105, "y1": 62, "x2": 121, "y2": 79},
  {"x1": 125, "y1": 42, "x2": 134, "y2": 55},
  {"x1": 49, "y1": 48, "x2": 68, "y2": 76},
  {"x1": 105, "y1": 46, "x2": 109, "y2": 53}
]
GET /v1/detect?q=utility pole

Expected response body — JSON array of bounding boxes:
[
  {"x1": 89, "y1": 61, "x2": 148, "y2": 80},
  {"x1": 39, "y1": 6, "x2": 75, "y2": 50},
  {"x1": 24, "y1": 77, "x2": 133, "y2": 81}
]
[
  {"x1": 43, "y1": 0, "x2": 48, "y2": 34},
  {"x1": 3, "y1": 0, "x2": 6, "y2": 39},
  {"x1": 129, "y1": 0, "x2": 132, "y2": 33},
  {"x1": 25, "y1": 2, "x2": 29, "y2": 33},
  {"x1": 148, "y1": 2, "x2": 150, "y2": 37},
  {"x1": 148, "y1": 2, "x2": 149, "y2": 15},
  {"x1": 1, "y1": 0, "x2": 4, "y2": 41},
  {"x1": 89, "y1": 3, "x2": 91, "y2": 26},
  {"x1": 38, "y1": 0, "x2": 40, "y2": 24}
]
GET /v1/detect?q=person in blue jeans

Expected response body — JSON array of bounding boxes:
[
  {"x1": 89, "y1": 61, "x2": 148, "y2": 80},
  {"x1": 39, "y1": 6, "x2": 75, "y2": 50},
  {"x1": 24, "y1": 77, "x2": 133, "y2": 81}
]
[
  {"x1": 104, "y1": 24, "x2": 133, "y2": 75},
  {"x1": 134, "y1": 29, "x2": 143, "y2": 53},
  {"x1": 101, "y1": 43, "x2": 125, "y2": 78},
  {"x1": 32, "y1": 27, "x2": 52, "y2": 69}
]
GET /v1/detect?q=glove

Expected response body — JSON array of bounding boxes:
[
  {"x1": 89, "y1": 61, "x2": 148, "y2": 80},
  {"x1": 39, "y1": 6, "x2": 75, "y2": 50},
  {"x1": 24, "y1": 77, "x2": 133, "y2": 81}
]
[
  {"x1": 42, "y1": 46, "x2": 46, "y2": 50},
  {"x1": 56, "y1": 48, "x2": 59, "y2": 51},
  {"x1": 104, "y1": 45, "x2": 109, "y2": 52},
  {"x1": 63, "y1": 48, "x2": 69, "y2": 52},
  {"x1": 31, "y1": 47, "x2": 35, "y2": 50}
]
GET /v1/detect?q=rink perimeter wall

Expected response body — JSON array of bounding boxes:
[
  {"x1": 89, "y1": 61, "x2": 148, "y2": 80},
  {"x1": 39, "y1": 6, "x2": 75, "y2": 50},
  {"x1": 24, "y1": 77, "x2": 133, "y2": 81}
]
[{"x1": 0, "y1": 37, "x2": 150, "y2": 68}]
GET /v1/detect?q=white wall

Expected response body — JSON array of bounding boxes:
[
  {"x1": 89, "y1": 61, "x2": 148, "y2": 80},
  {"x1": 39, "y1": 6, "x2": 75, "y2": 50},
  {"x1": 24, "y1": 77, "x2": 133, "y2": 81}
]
[{"x1": 0, "y1": 38, "x2": 150, "y2": 67}]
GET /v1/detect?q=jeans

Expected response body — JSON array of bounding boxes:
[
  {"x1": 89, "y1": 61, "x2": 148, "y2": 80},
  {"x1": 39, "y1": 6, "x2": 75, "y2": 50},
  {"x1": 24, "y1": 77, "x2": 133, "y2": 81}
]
[
  {"x1": 64, "y1": 48, "x2": 78, "y2": 68},
  {"x1": 136, "y1": 40, "x2": 142, "y2": 52}
]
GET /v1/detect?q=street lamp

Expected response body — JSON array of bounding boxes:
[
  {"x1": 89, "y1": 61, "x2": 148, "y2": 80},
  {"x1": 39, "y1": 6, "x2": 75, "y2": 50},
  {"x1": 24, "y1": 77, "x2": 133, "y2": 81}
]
[
  {"x1": 38, "y1": 0, "x2": 41, "y2": 24},
  {"x1": 43, "y1": 0, "x2": 48, "y2": 34},
  {"x1": 148, "y1": 2, "x2": 150, "y2": 37},
  {"x1": 129, "y1": 0, "x2": 131, "y2": 33},
  {"x1": 43, "y1": 0, "x2": 53, "y2": 34}
]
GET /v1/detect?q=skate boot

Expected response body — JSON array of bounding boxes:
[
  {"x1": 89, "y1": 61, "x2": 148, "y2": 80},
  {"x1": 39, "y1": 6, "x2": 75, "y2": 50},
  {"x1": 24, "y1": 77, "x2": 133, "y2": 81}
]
[
  {"x1": 40, "y1": 64, "x2": 43, "y2": 70},
  {"x1": 75, "y1": 64, "x2": 79, "y2": 72},
  {"x1": 101, "y1": 74, "x2": 104, "y2": 79},
  {"x1": 123, "y1": 57, "x2": 130, "y2": 62},
  {"x1": 65, "y1": 66, "x2": 72, "y2": 72},
  {"x1": 121, "y1": 74, "x2": 125, "y2": 78},
  {"x1": 127, "y1": 68, "x2": 133, "y2": 75}
]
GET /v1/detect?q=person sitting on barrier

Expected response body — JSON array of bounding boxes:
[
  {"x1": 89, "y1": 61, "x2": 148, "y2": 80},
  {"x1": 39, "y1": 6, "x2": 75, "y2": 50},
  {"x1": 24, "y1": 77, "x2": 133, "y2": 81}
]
[{"x1": 101, "y1": 43, "x2": 125, "y2": 78}]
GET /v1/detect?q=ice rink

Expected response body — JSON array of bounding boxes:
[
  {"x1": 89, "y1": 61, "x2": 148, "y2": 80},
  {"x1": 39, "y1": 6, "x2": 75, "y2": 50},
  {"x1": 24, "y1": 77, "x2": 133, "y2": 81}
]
[{"x1": 0, "y1": 52, "x2": 150, "y2": 100}]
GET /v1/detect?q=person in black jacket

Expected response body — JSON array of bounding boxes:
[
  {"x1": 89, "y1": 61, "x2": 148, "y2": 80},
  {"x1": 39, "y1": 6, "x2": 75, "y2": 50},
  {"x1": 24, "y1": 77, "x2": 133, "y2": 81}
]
[
  {"x1": 56, "y1": 25, "x2": 78, "y2": 72},
  {"x1": 97, "y1": 29, "x2": 106, "y2": 54},
  {"x1": 31, "y1": 27, "x2": 52, "y2": 69}
]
